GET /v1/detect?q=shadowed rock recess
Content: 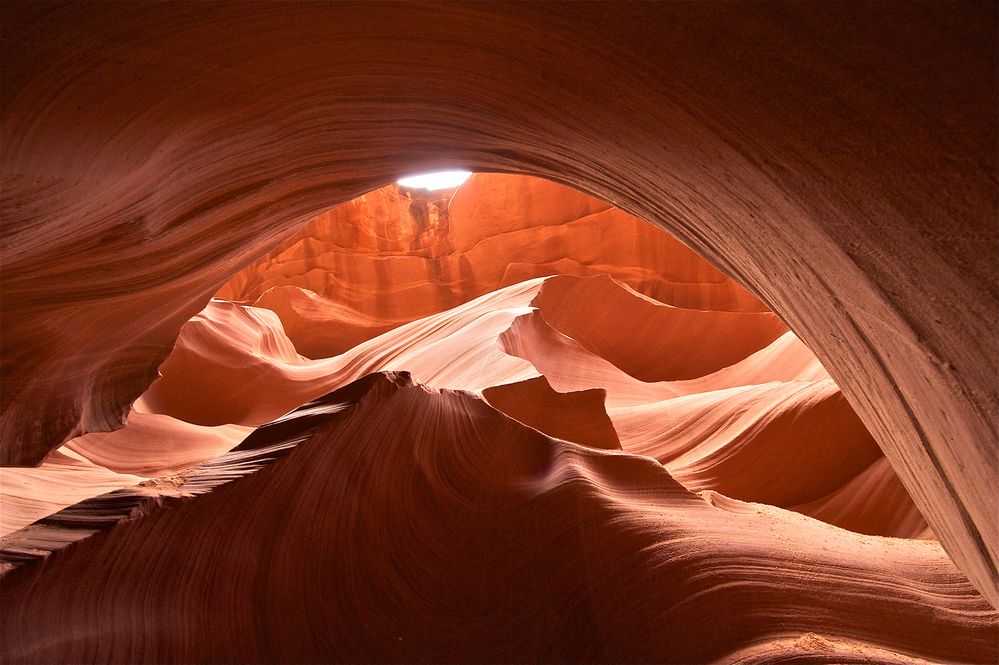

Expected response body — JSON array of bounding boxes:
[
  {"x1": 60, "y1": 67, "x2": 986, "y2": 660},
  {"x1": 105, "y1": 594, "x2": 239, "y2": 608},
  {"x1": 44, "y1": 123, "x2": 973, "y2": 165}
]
[{"x1": 1, "y1": 3, "x2": 996, "y2": 663}]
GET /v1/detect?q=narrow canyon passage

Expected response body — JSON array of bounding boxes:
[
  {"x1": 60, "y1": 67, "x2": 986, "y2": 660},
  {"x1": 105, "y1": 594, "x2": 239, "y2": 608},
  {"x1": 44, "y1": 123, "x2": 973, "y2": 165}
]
[
  {"x1": 2, "y1": 3, "x2": 996, "y2": 663},
  {"x1": 2, "y1": 174, "x2": 993, "y2": 663}
]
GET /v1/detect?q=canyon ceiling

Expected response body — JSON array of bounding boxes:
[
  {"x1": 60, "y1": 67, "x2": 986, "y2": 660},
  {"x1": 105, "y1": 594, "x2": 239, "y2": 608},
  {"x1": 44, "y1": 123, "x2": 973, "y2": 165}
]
[{"x1": 1, "y1": 2, "x2": 997, "y2": 663}]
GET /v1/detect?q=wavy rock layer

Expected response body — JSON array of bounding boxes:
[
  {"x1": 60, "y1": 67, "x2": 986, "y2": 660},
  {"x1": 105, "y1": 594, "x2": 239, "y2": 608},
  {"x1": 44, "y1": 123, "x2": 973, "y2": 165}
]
[
  {"x1": 217, "y1": 175, "x2": 769, "y2": 357},
  {"x1": 2, "y1": 155, "x2": 991, "y2": 661},
  {"x1": 2, "y1": 374, "x2": 994, "y2": 664},
  {"x1": 1, "y1": 2, "x2": 995, "y2": 603},
  {"x1": 135, "y1": 271, "x2": 929, "y2": 540},
  {"x1": 0, "y1": 415, "x2": 251, "y2": 538}
]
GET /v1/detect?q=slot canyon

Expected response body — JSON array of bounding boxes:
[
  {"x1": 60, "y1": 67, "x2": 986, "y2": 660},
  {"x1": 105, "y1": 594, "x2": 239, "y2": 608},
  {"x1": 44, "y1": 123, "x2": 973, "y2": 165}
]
[{"x1": 1, "y1": 3, "x2": 996, "y2": 664}]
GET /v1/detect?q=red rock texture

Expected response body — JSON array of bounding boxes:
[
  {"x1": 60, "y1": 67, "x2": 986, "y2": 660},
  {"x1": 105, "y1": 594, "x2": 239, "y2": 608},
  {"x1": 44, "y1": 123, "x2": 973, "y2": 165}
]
[
  {"x1": 2, "y1": 374, "x2": 994, "y2": 663},
  {"x1": 6, "y1": 170, "x2": 991, "y2": 659},
  {"x1": 1, "y1": 1, "x2": 996, "y2": 659},
  {"x1": 218, "y1": 175, "x2": 764, "y2": 315}
]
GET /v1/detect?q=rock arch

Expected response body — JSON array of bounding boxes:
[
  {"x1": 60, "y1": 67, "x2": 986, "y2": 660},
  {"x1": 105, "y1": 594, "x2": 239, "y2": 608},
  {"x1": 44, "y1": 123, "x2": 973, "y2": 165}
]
[{"x1": 1, "y1": 2, "x2": 995, "y2": 604}]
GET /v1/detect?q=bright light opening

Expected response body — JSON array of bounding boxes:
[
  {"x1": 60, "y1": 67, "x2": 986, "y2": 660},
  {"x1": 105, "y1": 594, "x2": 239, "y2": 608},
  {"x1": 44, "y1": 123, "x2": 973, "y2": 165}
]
[{"x1": 397, "y1": 170, "x2": 472, "y2": 191}]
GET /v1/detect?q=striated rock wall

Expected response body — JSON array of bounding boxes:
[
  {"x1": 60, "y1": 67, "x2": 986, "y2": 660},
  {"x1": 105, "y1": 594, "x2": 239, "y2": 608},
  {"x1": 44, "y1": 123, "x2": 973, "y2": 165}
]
[
  {"x1": 1, "y1": 0, "x2": 995, "y2": 613},
  {"x1": 0, "y1": 175, "x2": 985, "y2": 660},
  {"x1": 217, "y1": 174, "x2": 766, "y2": 357},
  {"x1": 1, "y1": 374, "x2": 993, "y2": 663}
]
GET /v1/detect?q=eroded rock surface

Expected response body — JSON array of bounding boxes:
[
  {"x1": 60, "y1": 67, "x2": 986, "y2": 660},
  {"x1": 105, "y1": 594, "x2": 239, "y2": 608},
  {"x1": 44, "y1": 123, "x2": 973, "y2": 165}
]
[
  {"x1": 2, "y1": 3, "x2": 996, "y2": 657},
  {"x1": 5, "y1": 170, "x2": 993, "y2": 662}
]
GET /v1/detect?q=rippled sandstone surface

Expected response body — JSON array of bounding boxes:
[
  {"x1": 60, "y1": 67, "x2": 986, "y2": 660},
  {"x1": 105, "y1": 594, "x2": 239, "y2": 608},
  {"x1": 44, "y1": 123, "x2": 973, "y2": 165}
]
[
  {"x1": 1, "y1": 2, "x2": 996, "y2": 661},
  {"x1": 3, "y1": 173, "x2": 993, "y2": 663}
]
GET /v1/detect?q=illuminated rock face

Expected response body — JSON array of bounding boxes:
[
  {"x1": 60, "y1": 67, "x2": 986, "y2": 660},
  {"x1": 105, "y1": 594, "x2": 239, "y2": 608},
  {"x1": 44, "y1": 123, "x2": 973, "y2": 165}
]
[
  {"x1": 1, "y1": 2, "x2": 996, "y2": 660},
  {"x1": 2, "y1": 376, "x2": 994, "y2": 665},
  {"x1": 217, "y1": 174, "x2": 769, "y2": 358},
  {"x1": 2, "y1": 175, "x2": 989, "y2": 663},
  {"x1": 199, "y1": 174, "x2": 927, "y2": 540}
]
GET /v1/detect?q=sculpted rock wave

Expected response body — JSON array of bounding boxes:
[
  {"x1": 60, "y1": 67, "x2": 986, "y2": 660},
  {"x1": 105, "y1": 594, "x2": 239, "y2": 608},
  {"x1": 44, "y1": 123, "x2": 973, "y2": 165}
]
[
  {"x1": 2, "y1": 374, "x2": 993, "y2": 664},
  {"x1": 0, "y1": 174, "x2": 991, "y2": 661},
  {"x1": 2, "y1": 5, "x2": 993, "y2": 603}
]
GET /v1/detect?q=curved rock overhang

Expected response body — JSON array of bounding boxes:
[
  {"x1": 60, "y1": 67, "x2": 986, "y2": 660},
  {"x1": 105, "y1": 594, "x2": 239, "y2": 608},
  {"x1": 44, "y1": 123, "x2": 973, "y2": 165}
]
[{"x1": 1, "y1": 2, "x2": 995, "y2": 604}]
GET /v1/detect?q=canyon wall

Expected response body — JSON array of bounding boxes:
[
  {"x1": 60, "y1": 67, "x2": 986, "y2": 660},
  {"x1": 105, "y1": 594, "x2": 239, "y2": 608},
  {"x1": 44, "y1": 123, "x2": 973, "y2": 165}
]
[
  {"x1": 4, "y1": 171, "x2": 972, "y2": 661},
  {"x1": 1, "y1": 0, "x2": 995, "y2": 611},
  {"x1": 217, "y1": 174, "x2": 771, "y2": 357}
]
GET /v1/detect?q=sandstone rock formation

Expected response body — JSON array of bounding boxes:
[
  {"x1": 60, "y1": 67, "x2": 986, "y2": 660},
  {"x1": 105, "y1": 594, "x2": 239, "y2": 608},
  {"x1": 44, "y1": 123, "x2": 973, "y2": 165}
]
[
  {"x1": 1, "y1": 2, "x2": 996, "y2": 661},
  {"x1": 2, "y1": 374, "x2": 995, "y2": 664},
  {"x1": 6, "y1": 168, "x2": 994, "y2": 661},
  {"x1": 217, "y1": 175, "x2": 768, "y2": 357}
]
